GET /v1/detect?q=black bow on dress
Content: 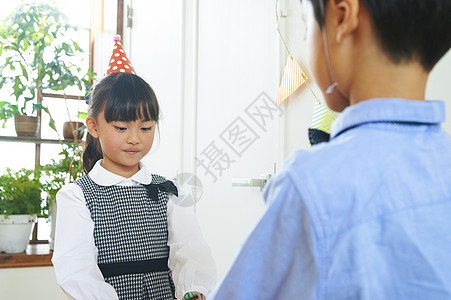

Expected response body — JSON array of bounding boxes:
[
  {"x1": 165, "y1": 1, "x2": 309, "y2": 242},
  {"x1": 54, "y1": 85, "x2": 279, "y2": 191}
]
[{"x1": 142, "y1": 181, "x2": 178, "y2": 201}]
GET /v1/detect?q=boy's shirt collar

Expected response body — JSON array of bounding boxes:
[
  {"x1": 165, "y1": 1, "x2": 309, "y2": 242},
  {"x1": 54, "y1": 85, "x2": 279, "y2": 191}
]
[
  {"x1": 88, "y1": 160, "x2": 152, "y2": 186},
  {"x1": 331, "y1": 98, "x2": 445, "y2": 139}
]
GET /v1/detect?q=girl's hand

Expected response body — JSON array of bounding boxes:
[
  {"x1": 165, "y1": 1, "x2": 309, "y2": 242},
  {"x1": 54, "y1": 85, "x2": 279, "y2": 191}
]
[{"x1": 183, "y1": 291, "x2": 204, "y2": 300}]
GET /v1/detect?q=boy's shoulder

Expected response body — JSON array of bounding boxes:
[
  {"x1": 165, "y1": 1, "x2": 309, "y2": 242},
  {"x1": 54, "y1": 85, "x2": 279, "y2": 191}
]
[
  {"x1": 282, "y1": 98, "x2": 449, "y2": 180},
  {"x1": 283, "y1": 136, "x2": 359, "y2": 178},
  {"x1": 277, "y1": 105, "x2": 451, "y2": 240}
]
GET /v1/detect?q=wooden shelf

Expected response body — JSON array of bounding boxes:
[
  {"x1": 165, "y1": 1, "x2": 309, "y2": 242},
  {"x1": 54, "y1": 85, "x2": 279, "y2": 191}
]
[
  {"x1": 0, "y1": 244, "x2": 53, "y2": 268},
  {"x1": 0, "y1": 135, "x2": 75, "y2": 145}
]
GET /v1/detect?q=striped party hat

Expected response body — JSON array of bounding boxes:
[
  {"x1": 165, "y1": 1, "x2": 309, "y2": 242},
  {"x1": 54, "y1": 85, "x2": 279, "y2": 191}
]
[
  {"x1": 106, "y1": 35, "x2": 136, "y2": 75},
  {"x1": 308, "y1": 99, "x2": 336, "y2": 145},
  {"x1": 276, "y1": 55, "x2": 307, "y2": 106}
]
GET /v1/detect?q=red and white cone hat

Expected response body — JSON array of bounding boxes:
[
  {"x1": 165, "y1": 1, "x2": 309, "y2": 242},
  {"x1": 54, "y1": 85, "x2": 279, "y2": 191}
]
[{"x1": 106, "y1": 35, "x2": 136, "y2": 75}]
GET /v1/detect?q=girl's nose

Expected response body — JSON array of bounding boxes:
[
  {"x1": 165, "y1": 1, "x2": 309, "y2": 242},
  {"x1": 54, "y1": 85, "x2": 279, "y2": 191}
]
[{"x1": 126, "y1": 131, "x2": 140, "y2": 144}]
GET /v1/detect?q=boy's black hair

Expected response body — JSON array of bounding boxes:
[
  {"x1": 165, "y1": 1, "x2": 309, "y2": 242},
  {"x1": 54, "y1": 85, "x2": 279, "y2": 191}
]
[
  {"x1": 82, "y1": 72, "x2": 160, "y2": 173},
  {"x1": 307, "y1": 0, "x2": 451, "y2": 71}
]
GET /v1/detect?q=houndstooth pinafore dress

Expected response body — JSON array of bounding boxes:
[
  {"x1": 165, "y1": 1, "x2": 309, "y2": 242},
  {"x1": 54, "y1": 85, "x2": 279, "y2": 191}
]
[{"x1": 76, "y1": 174, "x2": 176, "y2": 300}]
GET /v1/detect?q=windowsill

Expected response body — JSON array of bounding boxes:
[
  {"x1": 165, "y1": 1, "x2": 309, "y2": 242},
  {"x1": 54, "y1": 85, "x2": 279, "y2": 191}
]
[
  {"x1": 0, "y1": 135, "x2": 76, "y2": 144},
  {"x1": 0, "y1": 244, "x2": 53, "y2": 268}
]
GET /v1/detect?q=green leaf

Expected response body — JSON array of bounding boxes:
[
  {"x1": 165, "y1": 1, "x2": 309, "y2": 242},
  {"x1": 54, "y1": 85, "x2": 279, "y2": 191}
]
[
  {"x1": 48, "y1": 119, "x2": 56, "y2": 131},
  {"x1": 32, "y1": 103, "x2": 47, "y2": 113},
  {"x1": 19, "y1": 62, "x2": 28, "y2": 80},
  {"x1": 77, "y1": 112, "x2": 88, "y2": 120},
  {"x1": 0, "y1": 168, "x2": 43, "y2": 216}
]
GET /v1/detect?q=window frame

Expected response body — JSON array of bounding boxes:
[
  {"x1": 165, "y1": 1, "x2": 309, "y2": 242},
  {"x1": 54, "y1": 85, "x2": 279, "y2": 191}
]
[
  {"x1": 29, "y1": 0, "x2": 103, "y2": 246},
  {"x1": 1, "y1": 0, "x2": 123, "y2": 261}
]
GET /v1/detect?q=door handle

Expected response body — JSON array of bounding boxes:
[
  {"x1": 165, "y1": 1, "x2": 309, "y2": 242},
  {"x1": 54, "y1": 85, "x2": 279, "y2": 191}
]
[{"x1": 232, "y1": 174, "x2": 271, "y2": 191}]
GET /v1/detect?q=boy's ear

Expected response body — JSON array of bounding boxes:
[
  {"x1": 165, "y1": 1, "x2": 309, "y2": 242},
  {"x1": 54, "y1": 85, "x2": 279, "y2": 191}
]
[
  {"x1": 332, "y1": 0, "x2": 360, "y2": 43},
  {"x1": 86, "y1": 115, "x2": 99, "y2": 138}
]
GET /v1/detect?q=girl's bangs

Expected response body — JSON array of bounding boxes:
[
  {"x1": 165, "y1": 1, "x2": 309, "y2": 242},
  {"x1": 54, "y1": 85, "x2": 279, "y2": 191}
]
[
  {"x1": 102, "y1": 74, "x2": 159, "y2": 123},
  {"x1": 103, "y1": 96, "x2": 157, "y2": 122}
]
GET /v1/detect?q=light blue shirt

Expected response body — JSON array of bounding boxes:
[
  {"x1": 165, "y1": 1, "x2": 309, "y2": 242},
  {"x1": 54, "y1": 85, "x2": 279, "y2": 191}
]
[{"x1": 209, "y1": 99, "x2": 451, "y2": 299}]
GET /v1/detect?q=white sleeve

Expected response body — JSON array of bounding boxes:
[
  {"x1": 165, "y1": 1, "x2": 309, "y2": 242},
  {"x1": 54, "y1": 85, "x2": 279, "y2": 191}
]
[
  {"x1": 51, "y1": 183, "x2": 119, "y2": 300},
  {"x1": 167, "y1": 190, "x2": 217, "y2": 298}
]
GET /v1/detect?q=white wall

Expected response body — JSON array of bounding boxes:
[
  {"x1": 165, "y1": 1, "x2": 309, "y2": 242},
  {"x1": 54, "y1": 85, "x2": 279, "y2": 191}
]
[
  {"x1": 427, "y1": 50, "x2": 451, "y2": 134},
  {"x1": 0, "y1": 267, "x2": 66, "y2": 300},
  {"x1": 282, "y1": 0, "x2": 320, "y2": 155}
]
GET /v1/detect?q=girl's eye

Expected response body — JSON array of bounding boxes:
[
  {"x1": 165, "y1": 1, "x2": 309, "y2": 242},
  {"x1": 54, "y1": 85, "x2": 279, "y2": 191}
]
[
  {"x1": 114, "y1": 126, "x2": 127, "y2": 131},
  {"x1": 141, "y1": 127, "x2": 152, "y2": 132}
]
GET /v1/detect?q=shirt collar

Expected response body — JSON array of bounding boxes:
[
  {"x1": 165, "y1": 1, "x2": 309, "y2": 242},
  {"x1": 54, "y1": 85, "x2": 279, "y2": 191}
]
[
  {"x1": 331, "y1": 98, "x2": 445, "y2": 139},
  {"x1": 88, "y1": 160, "x2": 152, "y2": 186}
]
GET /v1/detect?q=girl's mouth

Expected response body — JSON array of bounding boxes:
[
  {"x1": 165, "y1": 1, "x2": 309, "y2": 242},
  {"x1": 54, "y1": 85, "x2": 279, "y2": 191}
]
[{"x1": 124, "y1": 149, "x2": 139, "y2": 155}]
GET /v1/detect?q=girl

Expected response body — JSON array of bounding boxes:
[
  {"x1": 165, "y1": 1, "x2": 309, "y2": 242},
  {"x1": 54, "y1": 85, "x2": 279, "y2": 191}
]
[{"x1": 52, "y1": 71, "x2": 216, "y2": 299}]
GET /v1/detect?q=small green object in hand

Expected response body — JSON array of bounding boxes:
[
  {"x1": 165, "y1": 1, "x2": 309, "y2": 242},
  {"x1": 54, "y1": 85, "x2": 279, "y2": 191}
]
[{"x1": 183, "y1": 292, "x2": 199, "y2": 300}]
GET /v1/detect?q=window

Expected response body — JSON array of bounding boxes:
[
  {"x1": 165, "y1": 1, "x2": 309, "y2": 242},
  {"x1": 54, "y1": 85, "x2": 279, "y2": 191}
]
[{"x1": 0, "y1": 0, "x2": 116, "y2": 247}]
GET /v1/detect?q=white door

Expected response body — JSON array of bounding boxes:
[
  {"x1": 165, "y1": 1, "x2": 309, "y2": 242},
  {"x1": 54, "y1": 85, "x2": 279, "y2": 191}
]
[{"x1": 191, "y1": 0, "x2": 284, "y2": 277}]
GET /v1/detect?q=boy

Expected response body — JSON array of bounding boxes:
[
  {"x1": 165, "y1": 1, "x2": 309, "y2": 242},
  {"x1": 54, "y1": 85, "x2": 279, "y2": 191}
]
[{"x1": 209, "y1": 0, "x2": 451, "y2": 299}]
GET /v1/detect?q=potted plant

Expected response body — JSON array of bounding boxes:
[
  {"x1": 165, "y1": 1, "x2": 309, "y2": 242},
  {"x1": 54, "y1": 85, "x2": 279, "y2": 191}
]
[
  {"x1": 61, "y1": 105, "x2": 91, "y2": 141},
  {"x1": 42, "y1": 142, "x2": 84, "y2": 197},
  {"x1": 63, "y1": 120, "x2": 85, "y2": 140},
  {"x1": 0, "y1": 168, "x2": 43, "y2": 253},
  {"x1": 0, "y1": 2, "x2": 88, "y2": 137}
]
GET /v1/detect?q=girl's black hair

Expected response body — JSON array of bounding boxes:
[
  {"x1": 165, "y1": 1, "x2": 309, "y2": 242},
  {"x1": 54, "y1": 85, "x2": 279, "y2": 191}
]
[
  {"x1": 83, "y1": 72, "x2": 160, "y2": 173},
  {"x1": 306, "y1": 0, "x2": 451, "y2": 71}
]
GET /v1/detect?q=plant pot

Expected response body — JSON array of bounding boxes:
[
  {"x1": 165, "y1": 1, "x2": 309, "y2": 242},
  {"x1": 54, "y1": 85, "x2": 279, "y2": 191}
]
[
  {"x1": 0, "y1": 215, "x2": 36, "y2": 253},
  {"x1": 14, "y1": 115, "x2": 40, "y2": 137},
  {"x1": 63, "y1": 121, "x2": 85, "y2": 140}
]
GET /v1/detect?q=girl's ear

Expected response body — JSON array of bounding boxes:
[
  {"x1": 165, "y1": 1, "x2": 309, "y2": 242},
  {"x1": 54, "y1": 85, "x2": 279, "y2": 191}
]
[
  {"x1": 332, "y1": 0, "x2": 360, "y2": 43},
  {"x1": 86, "y1": 115, "x2": 99, "y2": 138}
]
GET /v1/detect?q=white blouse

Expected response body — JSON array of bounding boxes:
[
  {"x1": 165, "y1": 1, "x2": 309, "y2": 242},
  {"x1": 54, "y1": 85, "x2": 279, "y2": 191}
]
[{"x1": 52, "y1": 160, "x2": 217, "y2": 300}]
